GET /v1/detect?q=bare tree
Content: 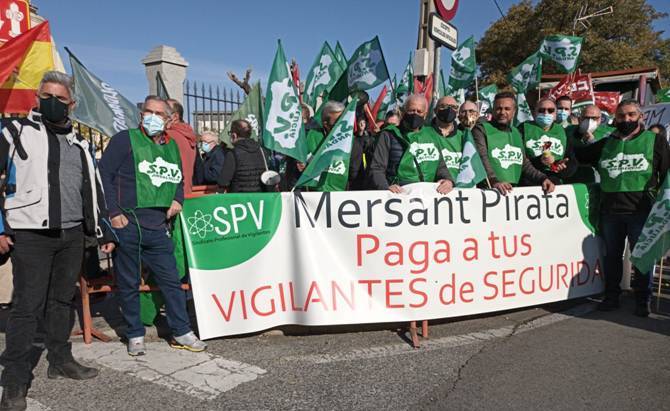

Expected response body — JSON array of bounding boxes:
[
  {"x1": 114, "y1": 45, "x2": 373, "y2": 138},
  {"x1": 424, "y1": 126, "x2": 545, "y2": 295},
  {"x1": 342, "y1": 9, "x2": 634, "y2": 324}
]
[{"x1": 227, "y1": 68, "x2": 252, "y2": 95}]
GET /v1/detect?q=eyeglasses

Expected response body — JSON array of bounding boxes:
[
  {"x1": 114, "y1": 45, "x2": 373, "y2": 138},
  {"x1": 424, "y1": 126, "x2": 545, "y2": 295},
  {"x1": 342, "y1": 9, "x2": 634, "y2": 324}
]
[{"x1": 537, "y1": 108, "x2": 556, "y2": 114}]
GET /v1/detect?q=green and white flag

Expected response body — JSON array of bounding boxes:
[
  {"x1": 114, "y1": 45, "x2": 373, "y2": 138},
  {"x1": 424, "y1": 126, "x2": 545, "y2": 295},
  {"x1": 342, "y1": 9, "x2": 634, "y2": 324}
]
[
  {"x1": 68, "y1": 49, "x2": 139, "y2": 138},
  {"x1": 395, "y1": 52, "x2": 414, "y2": 103},
  {"x1": 303, "y1": 42, "x2": 344, "y2": 111},
  {"x1": 656, "y1": 88, "x2": 670, "y2": 103},
  {"x1": 221, "y1": 82, "x2": 263, "y2": 148},
  {"x1": 631, "y1": 171, "x2": 670, "y2": 273},
  {"x1": 514, "y1": 92, "x2": 534, "y2": 126},
  {"x1": 262, "y1": 40, "x2": 309, "y2": 162},
  {"x1": 540, "y1": 35, "x2": 583, "y2": 73},
  {"x1": 346, "y1": 36, "x2": 390, "y2": 91},
  {"x1": 508, "y1": 51, "x2": 542, "y2": 93},
  {"x1": 334, "y1": 41, "x2": 347, "y2": 71},
  {"x1": 448, "y1": 36, "x2": 477, "y2": 90},
  {"x1": 478, "y1": 83, "x2": 498, "y2": 115},
  {"x1": 296, "y1": 98, "x2": 357, "y2": 191},
  {"x1": 455, "y1": 129, "x2": 487, "y2": 188}
]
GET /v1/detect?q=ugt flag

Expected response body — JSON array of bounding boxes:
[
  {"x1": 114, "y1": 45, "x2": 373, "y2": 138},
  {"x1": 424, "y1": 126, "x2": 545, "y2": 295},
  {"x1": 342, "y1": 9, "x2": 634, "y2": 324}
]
[
  {"x1": 296, "y1": 98, "x2": 357, "y2": 192},
  {"x1": 346, "y1": 36, "x2": 390, "y2": 91},
  {"x1": 0, "y1": 21, "x2": 54, "y2": 114},
  {"x1": 631, "y1": 171, "x2": 670, "y2": 273},
  {"x1": 448, "y1": 36, "x2": 476, "y2": 90},
  {"x1": 262, "y1": 40, "x2": 309, "y2": 163},
  {"x1": 303, "y1": 42, "x2": 344, "y2": 111},
  {"x1": 540, "y1": 35, "x2": 583, "y2": 73},
  {"x1": 221, "y1": 81, "x2": 263, "y2": 147},
  {"x1": 508, "y1": 51, "x2": 542, "y2": 93},
  {"x1": 68, "y1": 49, "x2": 139, "y2": 138},
  {"x1": 455, "y1": 129, "x2": 486, "y2": 188}
]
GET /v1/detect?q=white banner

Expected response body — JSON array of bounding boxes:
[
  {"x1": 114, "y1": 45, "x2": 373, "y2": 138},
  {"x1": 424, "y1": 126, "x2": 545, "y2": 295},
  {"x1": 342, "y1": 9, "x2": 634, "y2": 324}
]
[{"x1": 181, "y1": 184, "x2": 604, "y2": 339}]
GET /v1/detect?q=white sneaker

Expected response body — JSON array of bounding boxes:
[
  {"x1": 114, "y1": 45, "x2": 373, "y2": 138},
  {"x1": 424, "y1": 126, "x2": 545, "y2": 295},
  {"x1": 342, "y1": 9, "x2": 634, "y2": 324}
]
[
  {"x1": 127, "y1": 336, "x2": 146, "y2": 356},
  {"x1": 170, "y1": 331, "x2": 207, "y2": 352}
]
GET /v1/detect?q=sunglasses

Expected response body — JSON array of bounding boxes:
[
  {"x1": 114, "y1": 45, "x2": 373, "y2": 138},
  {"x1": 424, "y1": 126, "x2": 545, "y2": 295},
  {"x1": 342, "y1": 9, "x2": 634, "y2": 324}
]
[{"x1": 537, "y1": 108, "x2": 556, "y2": 114}]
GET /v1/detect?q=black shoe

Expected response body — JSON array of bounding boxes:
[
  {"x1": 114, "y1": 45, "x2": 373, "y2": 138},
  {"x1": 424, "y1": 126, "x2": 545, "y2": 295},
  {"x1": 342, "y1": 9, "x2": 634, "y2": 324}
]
[
  {"x1": 47, "y1": 360, "x2": 98, "y2": 380},
  {"x1": 597, "y1": 297, "x2": 620, "y2": 311},
  {"x1": 634, "y1": 302, "x2": 650, "y2": 318},
  {"x1": 0, "y1": 384, "x2": 27, "y2": 411}
]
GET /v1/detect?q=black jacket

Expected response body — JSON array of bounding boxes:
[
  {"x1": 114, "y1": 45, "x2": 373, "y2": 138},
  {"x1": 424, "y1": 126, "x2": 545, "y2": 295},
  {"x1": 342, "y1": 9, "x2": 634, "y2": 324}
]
[
  {"x1": 217, "y1": 138, "x2": 269, "y2": 193},
  {"x1": 349, "y1": 131, "x2": 376, "y2": 190},
  {"x1": 193, "y1": 145, "x2": 226, "y2": 185}
]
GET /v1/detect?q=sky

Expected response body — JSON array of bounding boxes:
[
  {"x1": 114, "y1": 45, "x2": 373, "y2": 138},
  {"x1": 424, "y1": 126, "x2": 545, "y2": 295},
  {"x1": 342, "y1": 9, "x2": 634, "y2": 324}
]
[{"x1": 35, "y1": 0, "x2": 670, "y2": 105}]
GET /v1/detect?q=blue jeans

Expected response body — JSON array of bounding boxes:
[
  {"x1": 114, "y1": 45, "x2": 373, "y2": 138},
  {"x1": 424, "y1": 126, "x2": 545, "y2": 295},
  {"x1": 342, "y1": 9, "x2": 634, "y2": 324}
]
[
  {"x1": 600, "y1": 212, "x2": 652, "y2": 301},
  {"x1": 113, "y1": 223, "x2": 191, "y2": 339}
]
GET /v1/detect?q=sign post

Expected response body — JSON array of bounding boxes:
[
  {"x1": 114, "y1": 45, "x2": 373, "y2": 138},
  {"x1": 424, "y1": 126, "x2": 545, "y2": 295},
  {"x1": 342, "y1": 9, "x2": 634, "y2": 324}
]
[{"x1": 429, "y1": 12, "x2": 458, "y2": 104}]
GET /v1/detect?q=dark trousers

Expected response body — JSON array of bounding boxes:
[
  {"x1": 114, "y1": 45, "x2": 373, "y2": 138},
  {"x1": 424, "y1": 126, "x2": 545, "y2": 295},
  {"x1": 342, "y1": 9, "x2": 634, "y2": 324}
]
[
  {"x1": 113, "y1": 223, "x2": 191, "y2": 339},
  {"x1": 0, "y1": 226, "x2": 84, "y2": 386},
  {"x1": 600, "y1": 213, "x2": 652, "y2": 301}
]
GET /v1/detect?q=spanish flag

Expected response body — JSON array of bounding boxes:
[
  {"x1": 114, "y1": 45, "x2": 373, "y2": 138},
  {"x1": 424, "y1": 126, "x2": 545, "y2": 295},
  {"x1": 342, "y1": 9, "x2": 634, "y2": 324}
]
[{"x1": 0, "y1": 21, "x2": 54, "y2": 114}]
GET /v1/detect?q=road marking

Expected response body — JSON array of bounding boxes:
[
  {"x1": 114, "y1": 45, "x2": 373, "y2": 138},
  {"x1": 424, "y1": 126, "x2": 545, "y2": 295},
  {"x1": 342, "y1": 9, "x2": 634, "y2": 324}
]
[
  {"x1": 284, "y1": 303, "x2": 596, "y2": 364},
  {"x1": 72, "y1": 342, "x2": 266, "y2": 400},
  {"x1": 0, "y1": 387, "x2": 50, "y2": 411}
]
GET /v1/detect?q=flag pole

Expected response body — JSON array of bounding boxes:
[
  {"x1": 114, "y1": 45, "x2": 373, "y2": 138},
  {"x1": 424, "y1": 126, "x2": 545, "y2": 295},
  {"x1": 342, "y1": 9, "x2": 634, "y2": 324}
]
[
  {"x1": 658, "y1": 240, "x2": 665, "y2": 312},
  {"x1": 376, "y1": 36, "x2": 395, "y2": 97},
  {"x1": 474, "y1": 75, "x2": 480, "y2": 102}
]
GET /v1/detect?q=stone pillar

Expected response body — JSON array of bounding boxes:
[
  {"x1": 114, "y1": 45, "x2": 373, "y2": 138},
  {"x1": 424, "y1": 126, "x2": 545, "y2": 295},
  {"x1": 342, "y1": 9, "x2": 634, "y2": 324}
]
[{"x1": 142, "y1": 45, "x2": 188, "y2": 104}]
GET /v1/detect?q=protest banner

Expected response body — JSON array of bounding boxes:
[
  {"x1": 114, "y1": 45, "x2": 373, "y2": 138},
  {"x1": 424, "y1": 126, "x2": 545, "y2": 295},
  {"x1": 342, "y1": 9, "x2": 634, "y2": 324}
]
[
  {"x1": 642, "y1": 103, "x2": 670, "y2": 131},
  {"x1": 180, "y1": 184, "x2": 603, "y2": 339}
]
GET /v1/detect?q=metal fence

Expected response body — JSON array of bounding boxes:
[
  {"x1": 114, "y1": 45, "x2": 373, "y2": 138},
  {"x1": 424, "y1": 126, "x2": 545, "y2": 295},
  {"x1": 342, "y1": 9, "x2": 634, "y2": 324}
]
[{"x1": 183, "y1": 80, "x2": 243, "y2": 135}]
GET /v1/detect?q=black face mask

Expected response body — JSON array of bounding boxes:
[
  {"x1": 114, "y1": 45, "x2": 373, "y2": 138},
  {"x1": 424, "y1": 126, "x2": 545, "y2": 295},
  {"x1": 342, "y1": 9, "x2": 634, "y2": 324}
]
[
  {"x1": 402, "y1": 113, "x2": 424, "y2": 130},
  {"x1": 436, "y1": 107, "x2": 457, "y2": 123},
  {"x1": 39, "y1": 96, "x2": 69, "y2": 123},
  {"x1": 616, "y1": 120, "x2": 638, "y2": 136}
]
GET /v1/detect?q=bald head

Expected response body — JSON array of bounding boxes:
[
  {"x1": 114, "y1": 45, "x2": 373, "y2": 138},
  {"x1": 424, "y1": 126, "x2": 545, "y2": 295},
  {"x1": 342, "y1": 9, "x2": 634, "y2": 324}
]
[
  {"x1": 403, "y1": 94, "x2": 428, "y2": 116},
  {"x1": 459, "y1": 101, "x2": 480, "y2": 129},
  {"x1": 460, "y1": 101, "x2": 478, "y2": 113},
  {"x1": 581, "y1": 104, "x2": 602, "y2": 125}
]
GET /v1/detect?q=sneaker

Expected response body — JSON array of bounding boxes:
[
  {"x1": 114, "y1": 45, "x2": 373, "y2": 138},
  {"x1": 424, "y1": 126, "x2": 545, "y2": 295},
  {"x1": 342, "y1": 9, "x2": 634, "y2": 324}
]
[
  {"x1": 47, "y1": 360, "x2": 98, "y2": 380},
  {"x1": 127, "y1": 337, "x2": 146, "y2": 356},
  {"x1": 597, "y1": 296, "x2": 620, "y2": 311},
  {"x1": 0, "y1": 384, "x2": 27, "y2": 411},
  {"x1": 170, "y1": 331, "x2": 207, "y2": 352}
]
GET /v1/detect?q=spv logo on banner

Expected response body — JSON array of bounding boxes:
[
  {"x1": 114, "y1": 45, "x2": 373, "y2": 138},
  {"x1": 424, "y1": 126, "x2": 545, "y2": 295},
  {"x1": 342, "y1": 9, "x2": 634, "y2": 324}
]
[
  {"x1": 138, "y1": 157, "x2": 182, "y2": 187},
  {"x1": 182, "y1": 193, "x2": 283, "y2": 269},
  {"x1": 600, "y1": 152, "x2": 649, "y2": 178},
  {"x1": 410, "y1": 142, "x2": 440, "y2": 163}
]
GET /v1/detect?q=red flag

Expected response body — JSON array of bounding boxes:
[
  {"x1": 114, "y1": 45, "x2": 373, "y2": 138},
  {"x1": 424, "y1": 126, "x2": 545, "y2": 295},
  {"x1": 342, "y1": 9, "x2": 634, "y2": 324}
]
[
  {"x1": 594, "y1": 91, "x2": 620, "y2": 114},
  {"x1": 546, "y1": 73, "x2": 573, "y2": 101},
  {"x1": 413, "y1": 74, "x2": 433, "y2": 106},
  {"x1": 547, "y1": 72, "x2": 594, "y2": 107}
]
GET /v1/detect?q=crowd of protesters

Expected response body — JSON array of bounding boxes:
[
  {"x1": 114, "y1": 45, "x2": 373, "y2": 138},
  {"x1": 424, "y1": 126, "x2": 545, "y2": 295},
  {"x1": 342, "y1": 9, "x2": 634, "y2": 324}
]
[{"x1": 0, "y1": 69, "x2": 668, "y2": 410}]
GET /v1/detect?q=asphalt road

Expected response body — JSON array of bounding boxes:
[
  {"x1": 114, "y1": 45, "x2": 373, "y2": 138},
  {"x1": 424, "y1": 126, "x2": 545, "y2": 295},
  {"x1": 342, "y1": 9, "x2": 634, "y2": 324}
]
[{"x1": 0, "y1": 295, "x2": 668, "y2": 411}]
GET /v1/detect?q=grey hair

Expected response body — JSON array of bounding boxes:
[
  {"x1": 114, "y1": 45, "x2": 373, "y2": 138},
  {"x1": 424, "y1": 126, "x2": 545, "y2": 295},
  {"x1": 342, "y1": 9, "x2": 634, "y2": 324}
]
[
  {"x1": 322, "y1": 101, "x2": 345, "y2": 118},
  {"x1": 403, "y1": 94, "x2": 428, "y2": 112},
  {"x1": 39, "y1": 71, "x2": 74, "y2": 100},
  {"x1": 618, "y1": 99, "x2": 641, "y2": 114},
  {"x1": 142, "y1": 95, "x2": 172, "y2": 117}
]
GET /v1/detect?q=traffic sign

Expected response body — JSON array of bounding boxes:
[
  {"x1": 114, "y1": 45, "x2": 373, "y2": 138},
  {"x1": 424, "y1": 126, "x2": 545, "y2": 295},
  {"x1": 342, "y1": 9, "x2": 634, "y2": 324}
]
[
  {"x1": 429, "y1": 12, "x2": 458, "y2": 50},
  {"x1": 434, "y1": 0, "x2": 458, "y2": 22}
]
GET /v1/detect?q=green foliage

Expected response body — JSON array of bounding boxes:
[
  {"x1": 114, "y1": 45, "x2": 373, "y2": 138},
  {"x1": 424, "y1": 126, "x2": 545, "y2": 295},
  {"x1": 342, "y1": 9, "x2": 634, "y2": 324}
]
[{"x1": 477, "y1": 0, "x2": 670, "y2": 87}]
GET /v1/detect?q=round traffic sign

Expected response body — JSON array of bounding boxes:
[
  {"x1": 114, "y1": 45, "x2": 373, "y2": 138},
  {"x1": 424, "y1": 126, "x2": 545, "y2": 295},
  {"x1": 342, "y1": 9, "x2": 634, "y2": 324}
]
[{"x1": 434, "y1": 0, "x2": 459, "y2": 22}]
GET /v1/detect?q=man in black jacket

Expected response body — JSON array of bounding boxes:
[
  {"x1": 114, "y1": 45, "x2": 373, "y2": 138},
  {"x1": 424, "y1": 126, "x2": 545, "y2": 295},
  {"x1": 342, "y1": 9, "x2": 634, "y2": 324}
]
[
  {"x1": 0, "y1": 71, "x2": 116, "y2": 410},
  {"x1": 576, "y1": 99, "x2": 670, "y2": 316},
  {"x1": 218, "y1": 119, "x2": 271, "y2": 192},
  {"x1": 193, "y1": 130, "x2": 226, "y2": 186},
  {"x1": 349, "y1": 117, "x2": 375, "y2": 190}
]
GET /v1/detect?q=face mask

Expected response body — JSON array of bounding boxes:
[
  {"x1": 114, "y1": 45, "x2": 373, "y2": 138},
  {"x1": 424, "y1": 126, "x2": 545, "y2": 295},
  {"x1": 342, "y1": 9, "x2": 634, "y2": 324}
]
[
  {"x1": 142, "y1": 114, "x2": 165, "y2": 136},
  {"x1": 39, "y1": 96, "x2": 69, "y2": 123},
  {"x1": 201, "y1": 142, "x2": 212, "y2": 153},
  {"x1": 536, "y1": 113, "x2": 554, "y2": 128},
  {"x1": 616, "y1": 120, "x2": 639, "y2": 136},
  {"x1": 578, "y1": 119, "x2": 598, "y2": 135},
  {"x1": 436, "y1": 107, "x2": 457, "y2": 123},
  {"x1": 556, "y1": 110, "x2": 570, "y2": 123},
  {"x1": 402, "y1": 113, "x2": 424, "y2": 130}
]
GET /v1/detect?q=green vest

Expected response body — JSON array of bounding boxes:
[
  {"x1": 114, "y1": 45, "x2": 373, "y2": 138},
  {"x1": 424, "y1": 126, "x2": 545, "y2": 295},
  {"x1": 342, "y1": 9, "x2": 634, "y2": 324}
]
[
  {"x1": 565, "y1": 124, "x2": 615, "y2": 184},
  {"x1": 483, "y1": 122, "x2": 523, "y2": 184},
  {"x1": 522, "y1": 122, "x2": 567, "y2": 171},
  {"x1": 129, "y1": 128, "x2": 182, "y2": 208},
  {"x1": 396, "y1": 126, "x2": 443, "y2": 184},
  {"x1": 306, "y1": 128, "x2": 326, "y2": 155},
  {"x1": 426, "y1": 125, "x2": 464, "y2": 178},
  {"x1": 597, "y1": 130, "x2": 655, "y2": 193}
]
